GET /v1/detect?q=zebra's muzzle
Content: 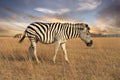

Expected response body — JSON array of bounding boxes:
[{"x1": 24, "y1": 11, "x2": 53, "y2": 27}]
[{"x1": 86, "y1": 40, "x2": 93, "y2": 47}]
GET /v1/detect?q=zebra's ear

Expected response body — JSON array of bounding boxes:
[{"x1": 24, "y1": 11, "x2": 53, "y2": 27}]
[{"x1": 85, "y1": 24, "x2": 90, "y2": 30}]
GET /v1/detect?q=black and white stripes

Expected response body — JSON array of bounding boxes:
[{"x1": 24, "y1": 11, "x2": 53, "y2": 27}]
[
  {"x1": 25, "y1": 22, "x2": 83, "y2": 43},
  {"x1": 19, "y1": 22, "x2": 93, "y2": 63}
]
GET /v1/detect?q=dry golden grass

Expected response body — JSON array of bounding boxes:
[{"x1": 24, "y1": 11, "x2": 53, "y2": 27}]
[{"x1": 0, "y1": 37, "x2": 120, "y2": 80}]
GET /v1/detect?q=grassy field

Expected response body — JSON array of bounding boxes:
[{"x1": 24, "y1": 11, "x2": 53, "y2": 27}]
[{"x1": 0, "y1": 37, "x2": 120, "y2": 80}]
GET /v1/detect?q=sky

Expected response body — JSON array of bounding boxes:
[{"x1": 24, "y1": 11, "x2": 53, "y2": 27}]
[{"x1": 0, "y1": 0, "x2": 120, "y2": 35}]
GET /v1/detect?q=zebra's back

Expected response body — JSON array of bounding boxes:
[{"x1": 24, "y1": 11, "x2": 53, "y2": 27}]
[{"x1": 26, "y1": 22, "x2": 62, "y2": 44}]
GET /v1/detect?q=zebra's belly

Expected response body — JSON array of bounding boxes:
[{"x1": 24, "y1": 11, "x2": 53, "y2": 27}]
[
  {"x1": 40, "y1": 40, "x2": 55, "y2": 44},
  {"x1": 40, "y1": 32, "x2": 56, "y2": 44},
  {"x1": 40, "y1": 38, "x2": 55, "y2": 44}
]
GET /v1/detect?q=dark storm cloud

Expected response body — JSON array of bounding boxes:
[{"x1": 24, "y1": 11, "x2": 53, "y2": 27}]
[
  {"x1": 97, "y1": 0, "x2": 120, "y2": 28},
  {"x1": 0, "y1": 3, "x2": 39, "y2": 22}
]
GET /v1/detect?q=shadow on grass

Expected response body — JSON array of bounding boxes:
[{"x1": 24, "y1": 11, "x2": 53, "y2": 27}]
[
  {"x1": 0, "y1": 53, "x2": 52, "y2": 64},
  {"x1": 0, "y1": 53, "x2": 27, "y2": 62}
]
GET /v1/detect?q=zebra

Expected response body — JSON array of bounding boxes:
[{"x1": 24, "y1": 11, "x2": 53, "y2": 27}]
[{"x1": 19, "y1": 22, "x2": 93, "y2": 63}]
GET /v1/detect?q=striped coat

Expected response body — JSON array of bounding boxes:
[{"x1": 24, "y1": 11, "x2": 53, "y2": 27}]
[{"x1": 19, "y1": 22, "x2": 93, "y2": 63}]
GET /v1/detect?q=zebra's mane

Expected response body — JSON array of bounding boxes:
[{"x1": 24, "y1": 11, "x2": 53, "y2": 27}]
[
  {"x1": 61, "y1": 23, "x2": 90, "y2": 30},
  {"x1": 38, "y1": 22, "x2": 90, "y2": 30}
]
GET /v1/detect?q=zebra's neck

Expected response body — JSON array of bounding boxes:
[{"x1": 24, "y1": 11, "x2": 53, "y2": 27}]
[{"x1": 63, "y1": 23, "x2": 80, "y2": 39}]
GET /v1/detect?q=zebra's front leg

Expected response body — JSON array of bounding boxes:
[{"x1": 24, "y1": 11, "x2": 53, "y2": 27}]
[
  {"x1": 28, "y1": 45, "x2": 33, "y2": 62},
  {"x1": 61, "y1": 43, "x2": 69, "y2": 63},
  {"x1": 53, "y1": 41, "x2": 60, "y2": 63}
]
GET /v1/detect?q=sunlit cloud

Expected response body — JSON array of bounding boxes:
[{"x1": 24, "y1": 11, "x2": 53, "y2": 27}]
[
  {"x1": 34, "y1": 7, "x2": 70, "y2": 15},
  {"x1": 0, "y1": 19, "x2": 29, "y2": 30},
  {"x1": 90, "y1": 27, "x2": 102, "y2": 34},
  {"x1": 0, "y1": 22, "x2": 22, "y2": 36},
  {"x1": 41, "y1": 17, "x2": 80, "y2": 23},
  {"x1": 77, "y1": 0, "x2": 101, "y2": 11}
]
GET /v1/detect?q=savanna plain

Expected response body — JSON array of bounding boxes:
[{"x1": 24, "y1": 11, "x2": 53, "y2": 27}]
[{"x1": 0, "y1": 37, "x2": 120, "y2": 80}]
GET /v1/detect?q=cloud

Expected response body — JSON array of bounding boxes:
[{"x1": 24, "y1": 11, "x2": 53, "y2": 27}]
[
  {"x1": 0, "y1": 6, "x2": 77, "y2": 27},
  {"x1": 33, "y1": 0, "x2": 101, "y2": 22},
  {"x1": 0, "y1": 27, "x2": 9, "y2": 32},
  {"x1": 2, "y1": 5, "x2": 75, "y2": 23},
  {"x1": 98, "y1": 4, "x2": 120, "y2": 28},
  {"x1": 0, "y1": 24, "x2": 22, "y2": 36},
  {"x1": 34, "y1": 0, "x2": 101, "y2": 14},
  {"x1": 40, "y1": 16, "x2": 81, "y2": 23},
  {"x1": 90, "y1": 27, "x2": 103, "y2": 34},
  {"x1": 0, "y1": 20, "x2": 28, "y2": 30},
  {"x1": 34, "y1": 7, "x2": 70, "y2": 15},
  {"x1": 94, "y1": 1, "x2": 120, "y2": 33},
  {"x1": 77, "y1": 0, "x2": 101, "y2": 11}
]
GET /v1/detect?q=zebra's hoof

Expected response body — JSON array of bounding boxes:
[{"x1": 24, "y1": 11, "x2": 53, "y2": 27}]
[
  {"x1": 53, "y1": 60, "x2": 56, "y2": 64},
  {"x1": 36, "y1": 60, "x2": 41, "y2": 63},
  {"x1": 53, "y1": 61, "x2": 56, "y2": 64},
  {"x1": 66, "y1": 60, "x2": 70, "y2": 64}
]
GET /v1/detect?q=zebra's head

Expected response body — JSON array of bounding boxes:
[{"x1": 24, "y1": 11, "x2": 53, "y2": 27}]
[{"x1": 76, "y1": 23, "x2": 93, "y2": 47}]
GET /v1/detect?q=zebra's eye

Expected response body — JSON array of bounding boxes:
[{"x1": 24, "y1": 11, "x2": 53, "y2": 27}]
[{"x1": 79, "y1": 28, "x2": 84, "y2": 30}]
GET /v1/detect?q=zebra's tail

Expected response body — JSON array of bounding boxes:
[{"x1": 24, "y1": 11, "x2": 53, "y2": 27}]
[{"x1": 19, "y1": 31, "x2": 26, "y2": 43}]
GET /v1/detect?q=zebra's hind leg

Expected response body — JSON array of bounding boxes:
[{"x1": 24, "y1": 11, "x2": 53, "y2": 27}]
[
  {"x1": 29, "y1": 38, "x2": 40, "y2": 63},
  {"x1": 53, "y1": 41, "x2": 60, "y2": 63},
  {"x1": 61, "y1": 43, "x2": 69, "y2": 63},
  {"x1": 28, "y1": 45, "x2": 33, "y2": 62}
]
